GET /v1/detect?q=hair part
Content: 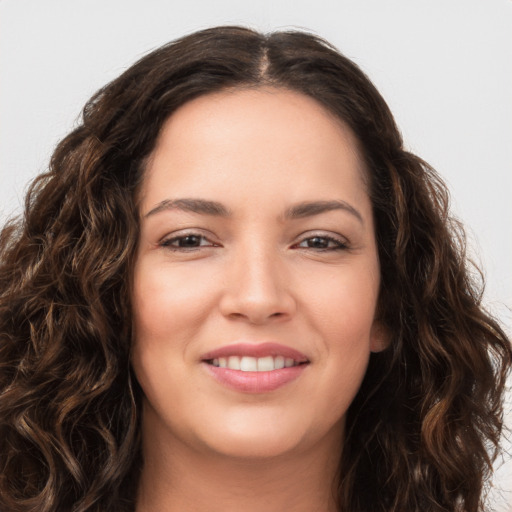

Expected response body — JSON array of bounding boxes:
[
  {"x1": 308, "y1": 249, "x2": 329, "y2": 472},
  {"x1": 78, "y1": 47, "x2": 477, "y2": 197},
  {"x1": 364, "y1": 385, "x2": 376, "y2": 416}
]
[{"x1": 0, "y1": 25, "x2": 510, "y2": 512}]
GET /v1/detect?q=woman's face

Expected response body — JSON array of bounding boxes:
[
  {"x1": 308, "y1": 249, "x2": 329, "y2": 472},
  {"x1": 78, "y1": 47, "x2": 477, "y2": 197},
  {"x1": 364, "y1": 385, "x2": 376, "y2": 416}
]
[{"x1": 131, "y1": 87, "x2": 386, "y2": 459}]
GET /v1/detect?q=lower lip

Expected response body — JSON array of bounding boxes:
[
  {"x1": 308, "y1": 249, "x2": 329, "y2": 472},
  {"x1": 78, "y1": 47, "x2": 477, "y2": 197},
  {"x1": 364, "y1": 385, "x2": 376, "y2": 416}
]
[{"x1": 202, "y1": 363, "x2": 308, "y2": 393}]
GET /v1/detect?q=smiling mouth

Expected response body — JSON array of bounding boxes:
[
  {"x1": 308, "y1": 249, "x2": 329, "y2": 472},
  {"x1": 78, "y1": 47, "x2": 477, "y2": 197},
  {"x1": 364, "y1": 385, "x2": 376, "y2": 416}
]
[
  {"x1": 202, "y1": 345, "x2": 310, "y2": 392},
  {"x1": 206, "y1": 355, "x2": 307, "y2": 372}
]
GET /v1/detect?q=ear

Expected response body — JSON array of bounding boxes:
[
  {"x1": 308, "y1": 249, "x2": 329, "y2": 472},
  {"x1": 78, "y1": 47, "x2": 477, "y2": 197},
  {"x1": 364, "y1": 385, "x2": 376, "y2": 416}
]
[{"x1": 369, "y1": 321, "x2": 391, "y2": 353}]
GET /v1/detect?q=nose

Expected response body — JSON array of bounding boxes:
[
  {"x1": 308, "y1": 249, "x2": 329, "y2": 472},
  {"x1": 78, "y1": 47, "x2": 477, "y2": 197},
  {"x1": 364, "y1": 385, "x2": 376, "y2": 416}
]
[{"x1": 218, "y1": 245, "x2": 296, "y2": 325}]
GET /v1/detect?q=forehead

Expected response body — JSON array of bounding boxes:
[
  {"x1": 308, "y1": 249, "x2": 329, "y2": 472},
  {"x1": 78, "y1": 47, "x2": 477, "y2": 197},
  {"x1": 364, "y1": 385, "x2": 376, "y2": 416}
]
[{"x1": 139, "y1": 87, "x2": 369, "y2": 214}]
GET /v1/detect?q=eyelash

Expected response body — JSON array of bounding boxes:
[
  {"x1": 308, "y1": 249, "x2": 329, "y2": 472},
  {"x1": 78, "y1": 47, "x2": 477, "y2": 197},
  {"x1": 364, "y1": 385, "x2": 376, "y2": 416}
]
[
  {"x1": 160, "y1": 233, "x2": 216, "y2": 250},
  {"x1": 160, "y1": 233, "x2": 349, "y2": 252},
  {"x1": 294, "y1": 235, "x2": 349, "y2": 251}
]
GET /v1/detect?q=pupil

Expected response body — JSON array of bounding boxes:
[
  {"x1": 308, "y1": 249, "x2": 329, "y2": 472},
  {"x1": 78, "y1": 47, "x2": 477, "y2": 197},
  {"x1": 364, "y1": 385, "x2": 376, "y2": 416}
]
[
  {"x1": 180, "y1": 235, "x2": 200, "y2": 247},
  {"x1": 309, "y1": 237, "x2": 327, "y2": 248}
]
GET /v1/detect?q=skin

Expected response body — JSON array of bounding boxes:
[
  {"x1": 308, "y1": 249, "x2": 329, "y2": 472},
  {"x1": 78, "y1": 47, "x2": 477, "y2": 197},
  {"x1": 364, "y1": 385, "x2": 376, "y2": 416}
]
[{"x1": 131, "y1": 87, "x2": 388, "y2": 512}]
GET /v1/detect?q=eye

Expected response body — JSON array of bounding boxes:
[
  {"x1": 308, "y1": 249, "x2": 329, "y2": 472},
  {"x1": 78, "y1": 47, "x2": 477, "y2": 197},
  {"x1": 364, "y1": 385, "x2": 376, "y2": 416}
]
[
  {"x1": 160, "y1": 233, "x2": 215, "y2": 250},
  {"x1": 295, "y1": 235, "x2": 348, "y2": 251}
]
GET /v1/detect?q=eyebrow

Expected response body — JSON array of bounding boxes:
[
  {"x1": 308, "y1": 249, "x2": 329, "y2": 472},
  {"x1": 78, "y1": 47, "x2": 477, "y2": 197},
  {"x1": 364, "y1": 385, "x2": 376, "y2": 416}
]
[
  {"x1": 144, "y1": 198, "x2": 231, "y2": 218},
  {"x1": 144, "y1": 198, "x2": 363, "y2": 224},
  {"x1": 284, "y1": 200, "x2": 364, "y2": 224}
]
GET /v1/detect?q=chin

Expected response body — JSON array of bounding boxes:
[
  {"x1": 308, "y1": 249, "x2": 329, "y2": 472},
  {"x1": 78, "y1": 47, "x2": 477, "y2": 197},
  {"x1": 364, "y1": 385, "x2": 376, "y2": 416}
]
[
  {"x1": 195, "y1": 408, "x2": 323, "y2": 460},
  {"x1": 205, "y1": 432, "x2": 302, "y2": 460}
]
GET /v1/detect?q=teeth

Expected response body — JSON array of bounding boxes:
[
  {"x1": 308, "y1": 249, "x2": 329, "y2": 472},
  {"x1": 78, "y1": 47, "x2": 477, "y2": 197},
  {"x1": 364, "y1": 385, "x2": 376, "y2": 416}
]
[
  {"x1": 257, "y1": 356, "x2": 274, "y2": 371},
  {"x1": 210, "y1": 355, "x2": 303, "y2": 372},
  {"x1": 240, "y1": 356, "x2": 257, "y2": 371},
  {"x1": 274, "y1": 355, "x2": 285, "y2": 369},
  {"x1": 228, "y1": 356, "x2": 240, "y2": 370}
]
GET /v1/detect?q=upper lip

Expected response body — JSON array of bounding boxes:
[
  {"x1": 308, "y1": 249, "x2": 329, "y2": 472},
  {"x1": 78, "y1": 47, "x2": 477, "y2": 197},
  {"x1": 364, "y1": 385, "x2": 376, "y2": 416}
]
[{"x1": 200, "y1": 342, "x2": 309, "y2": 363}]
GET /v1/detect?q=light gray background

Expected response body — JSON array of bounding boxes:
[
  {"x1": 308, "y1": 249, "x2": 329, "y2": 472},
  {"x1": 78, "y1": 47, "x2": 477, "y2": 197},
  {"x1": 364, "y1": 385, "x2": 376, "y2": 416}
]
[{"x1": 1, "y1": 0, "x2": 510, "y2": 509}]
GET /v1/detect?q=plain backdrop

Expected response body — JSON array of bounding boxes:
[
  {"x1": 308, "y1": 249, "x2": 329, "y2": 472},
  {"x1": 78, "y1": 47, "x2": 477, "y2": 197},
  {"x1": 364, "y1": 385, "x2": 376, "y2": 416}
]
[{"x1": 1, "y1": 0, "x2": 511, "y2": 510}]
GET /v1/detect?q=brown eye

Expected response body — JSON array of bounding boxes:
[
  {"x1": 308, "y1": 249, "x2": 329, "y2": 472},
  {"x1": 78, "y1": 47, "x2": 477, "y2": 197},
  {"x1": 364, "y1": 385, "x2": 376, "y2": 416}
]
[
  {"x1": 297, "y1": 236, "x2": 348, "y2": 251},
  {"x1": 305, "y1": 237, "x2": 330, "y2": 249},
  {"x1": 176, "y1": 235, "x2": 203, "y2": 247},
  {"x1": 161, "y1": 234, "x2": 211, "y2": 249}
]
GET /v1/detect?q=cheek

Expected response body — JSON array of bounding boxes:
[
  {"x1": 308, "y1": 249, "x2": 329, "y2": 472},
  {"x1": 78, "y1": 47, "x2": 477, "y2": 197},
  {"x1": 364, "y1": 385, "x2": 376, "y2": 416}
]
[
  {"x1": 301, "y1": 262, "x2": 379, "y2": 407},
  {"x1": 304, "y1": 261, "x2": 380, "y2": 344},
  {"x1": 132, "y1": 260, "x2": 218, "y2": 341},
  {"x1": 130, "y1": 261, "x2": 217, "y2": 394},
  {"x1": 130, "y1": 262, "x2": 211, "y2": 410}
]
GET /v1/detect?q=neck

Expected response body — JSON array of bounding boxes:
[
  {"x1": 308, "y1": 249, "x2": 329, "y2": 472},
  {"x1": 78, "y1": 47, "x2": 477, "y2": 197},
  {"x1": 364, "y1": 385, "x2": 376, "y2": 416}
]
[{"x1": 135, "y1": 407, "x2": 342, "y2": 512}]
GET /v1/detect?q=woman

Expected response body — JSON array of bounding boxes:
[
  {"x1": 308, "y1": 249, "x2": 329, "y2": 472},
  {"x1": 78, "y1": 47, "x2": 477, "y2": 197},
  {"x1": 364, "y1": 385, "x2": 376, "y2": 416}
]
[{"x1": 0, "y1": 25, "x2": 510, "y2": 512}]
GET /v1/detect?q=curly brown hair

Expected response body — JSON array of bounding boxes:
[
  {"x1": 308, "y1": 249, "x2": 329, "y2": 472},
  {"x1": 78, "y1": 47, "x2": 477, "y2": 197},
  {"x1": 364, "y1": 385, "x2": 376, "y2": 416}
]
[{"x1": 0, "y1": 25, "x2": 510, "y2": 512}]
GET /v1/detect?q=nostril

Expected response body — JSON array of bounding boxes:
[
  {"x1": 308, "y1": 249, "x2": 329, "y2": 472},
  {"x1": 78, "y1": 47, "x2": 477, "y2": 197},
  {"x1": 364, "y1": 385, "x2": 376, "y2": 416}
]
[
  {"x1": 226, "y1": 310, "x2": 289, "y2": 324},
  {"x1": 219, "y1": 284, "x2": 296, "y2": 324}
]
